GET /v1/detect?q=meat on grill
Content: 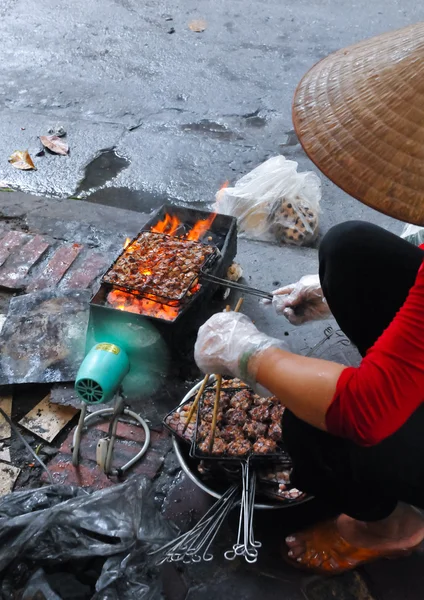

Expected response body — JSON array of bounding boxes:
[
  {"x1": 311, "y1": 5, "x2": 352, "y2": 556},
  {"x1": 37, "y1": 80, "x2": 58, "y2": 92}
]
[
  {"x1": 103, "y1": 231, "x2": 214, "y2": 300},
  {"x1": 243, "y1": 420, "x2": 268, "y2": 439},
  {"x1": 253, "y1": 437, "x2": 277, "y2": 454},
  {"x1": 268, "y1": 421, "x2": 283, "y2": 442},
  {"x1": 229, "y1": 389, "x2": 253, "y2": 411},
  {"x1": 227, "y1": 438, "x2": 251, "y2": 456}
]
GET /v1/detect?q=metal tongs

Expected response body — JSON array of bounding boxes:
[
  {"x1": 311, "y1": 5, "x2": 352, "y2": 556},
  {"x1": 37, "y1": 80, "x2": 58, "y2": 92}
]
[{"x1": 200, "y1": 270, "x2": 273, "y2": 301}]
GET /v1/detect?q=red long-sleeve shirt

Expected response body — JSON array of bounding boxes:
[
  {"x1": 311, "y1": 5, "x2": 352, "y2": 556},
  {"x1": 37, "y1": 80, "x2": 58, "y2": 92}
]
[{"x1": 326, "y1": 260, "x2": 424, "y2": 446}]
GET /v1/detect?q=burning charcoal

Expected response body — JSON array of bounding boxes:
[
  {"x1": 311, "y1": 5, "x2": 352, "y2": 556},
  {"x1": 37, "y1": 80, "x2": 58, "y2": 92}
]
[
  {"x1": 268, "y1": 421, "x2": 282, "y2": 442},
  {"x1": 243, "y1": 420, "x2": 267, "y2": 440},
  {"x1": 199, "y1": 436, "x2": 227, "y2": 456},
  {"x1": 227, "y1": 439, "x2": 251, "y2": 457},
  {"x1": 253, "y1": 437, "x2": 277, "y2": 454},
  {"x1": 221, "y1": 424, "x2": 244, "y2": 442},
  {"x1": 270, "y1": 403, "x2": 285, "y2": 422},
  {"x1": 249, "y1": 405, "x2": 271, "y2": 422},
  {"x1": 230, "y1": 389, "x2": 253, "y2": 411},
  {"x1": 225, "y1": 408, "x2": 247, "y2": 426}
]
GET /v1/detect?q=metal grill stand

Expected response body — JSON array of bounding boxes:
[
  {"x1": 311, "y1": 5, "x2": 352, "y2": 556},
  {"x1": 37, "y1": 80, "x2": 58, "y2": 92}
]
[{"x1": 72, "y1": 395, "x2": 150, "y2": 476}]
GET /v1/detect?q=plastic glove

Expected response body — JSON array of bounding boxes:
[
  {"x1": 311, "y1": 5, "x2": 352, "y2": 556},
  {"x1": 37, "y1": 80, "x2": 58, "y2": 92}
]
[
  {"x1": 272, "y1": 274, "x2": 332, "y2": 325},
  {"x1": 194, "y1": 311, "x2": 287, "y2": 387}
]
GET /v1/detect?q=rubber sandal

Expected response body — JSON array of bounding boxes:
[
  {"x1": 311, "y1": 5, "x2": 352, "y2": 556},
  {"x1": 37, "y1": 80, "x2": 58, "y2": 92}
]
[{"x1": 282, "y1": 519, "x2": 418, "y2": 575}]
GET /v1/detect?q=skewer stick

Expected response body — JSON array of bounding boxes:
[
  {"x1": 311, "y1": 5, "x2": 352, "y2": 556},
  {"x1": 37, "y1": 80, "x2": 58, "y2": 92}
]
[
  {"x1": 183, "y1": 304, "x2": 232, "y2": 433},
  {"x1": 183, "y1": 374, "x2": 210, "y2": 433},
  {"x1": 209, "y1": 374, "x2": 222, "y2": 452},
  {"x1": 208, "y1": 298, "x2": 244, "y2": 452},
  {"x1": 234, "y1": 297, "x2": 244, "y2": 313}
]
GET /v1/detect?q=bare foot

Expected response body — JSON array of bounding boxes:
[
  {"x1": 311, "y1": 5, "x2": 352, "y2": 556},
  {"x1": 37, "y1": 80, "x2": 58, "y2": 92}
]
[{"x1": 285, "y1": 504, "x2": 424, "y2": 573}]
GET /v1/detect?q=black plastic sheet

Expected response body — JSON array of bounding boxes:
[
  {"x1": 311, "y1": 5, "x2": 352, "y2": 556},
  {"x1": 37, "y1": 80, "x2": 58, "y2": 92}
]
[{"x1": 0, "y1": 478, "x2": 173, "y2": 599}]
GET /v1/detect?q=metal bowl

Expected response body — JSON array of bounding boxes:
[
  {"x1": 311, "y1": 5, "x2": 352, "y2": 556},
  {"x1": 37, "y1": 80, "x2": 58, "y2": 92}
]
[{"x1": 172, "y1": 378, "x2": 313, "y2": 510}]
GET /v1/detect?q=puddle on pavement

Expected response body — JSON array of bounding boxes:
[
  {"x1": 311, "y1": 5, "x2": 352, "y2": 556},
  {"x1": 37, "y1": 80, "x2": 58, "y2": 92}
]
[
  {"x1": 82, "y1": 186, "x2": 180, "y2": 212},
  {"x1": 76, "y1": 149, "x2": 130, "y2": 194}
]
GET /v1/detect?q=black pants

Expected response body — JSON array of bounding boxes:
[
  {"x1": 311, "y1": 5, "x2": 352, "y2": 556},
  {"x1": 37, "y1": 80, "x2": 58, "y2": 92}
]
[{"x1": 282, "y1": 221, "x2": 424, "y2": 521}]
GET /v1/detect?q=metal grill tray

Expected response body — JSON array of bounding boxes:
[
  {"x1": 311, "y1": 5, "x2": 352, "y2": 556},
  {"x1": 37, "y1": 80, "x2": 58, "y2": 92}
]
[
  {"x1": 102, "y1": 231, "x2": 219, "y2": 305},
  {"x1": 163, "y1": 398, "x2": 196, "y2": 445},
  {"x1": 190, "y1": 386, "x2": 292, "y2": 465}
]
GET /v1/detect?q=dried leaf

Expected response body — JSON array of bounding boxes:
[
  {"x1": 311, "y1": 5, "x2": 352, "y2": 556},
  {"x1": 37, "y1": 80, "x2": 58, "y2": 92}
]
[
  {"x1": 8, "y1": 150, "x2": 36, "y2": 170},
  {"x1": 39, "y1": 135, "x2": 69, "y2": 155},
  {"x1": 189, "y1": 19, "x2": 207, "y2": 32}
]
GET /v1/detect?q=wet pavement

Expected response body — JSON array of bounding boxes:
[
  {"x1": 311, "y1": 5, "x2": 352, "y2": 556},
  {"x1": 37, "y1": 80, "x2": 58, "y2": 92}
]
[
  {"x1": 0, "y1": 0, "x2": 423, "y2": 597},
  {"x1": 0, "y1": 0, "x2": 422, "y2": 218}
]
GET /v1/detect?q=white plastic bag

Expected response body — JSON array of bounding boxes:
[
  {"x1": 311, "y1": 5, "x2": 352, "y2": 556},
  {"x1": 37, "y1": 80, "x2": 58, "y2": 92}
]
[
  {"x1": 214, "y1": 156, "x2": 321, "y2": 246},
  {"x1": 401, "y1": 223, "x2": 424, "y2": 246}
]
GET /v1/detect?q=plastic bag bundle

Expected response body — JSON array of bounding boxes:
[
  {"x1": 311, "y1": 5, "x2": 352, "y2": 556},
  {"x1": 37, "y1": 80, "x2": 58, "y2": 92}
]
[
  {"x1": 214, "y1": 156, "x2": 321, "y2": 246},
  {"x1": 401, "y1": 223, "x2": 424, "y2": 246}
]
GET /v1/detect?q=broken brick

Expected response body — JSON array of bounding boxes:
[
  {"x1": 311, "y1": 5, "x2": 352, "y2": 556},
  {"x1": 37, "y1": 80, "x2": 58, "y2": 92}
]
[
  {"x1": 42, "y1": 453, "x2": 114, "y2": 489},
  {"x1": 0, "y1": 235, "x2": 49, "y2": 289},
  {"x1": 0, "y1": 230, "x2": 30, "y2": 266},
  {"x1": 27, "y1": 243, "x2": 83, "y2": 292},
  {"x1": 62, "y1": 252, "x2": 108, "y2": 289}
]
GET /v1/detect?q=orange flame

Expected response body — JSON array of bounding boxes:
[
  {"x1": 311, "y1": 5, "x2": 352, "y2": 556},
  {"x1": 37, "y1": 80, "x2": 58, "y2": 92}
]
[
  {"x1": 186, "y1": 213, "x2": 217, "y2": 241},
  {"x1": 151, "y1": 214, "x2": 181, "y2": 236},
  {"x1": 112, "y1": 209, "x2": 219, "y2": 320}
]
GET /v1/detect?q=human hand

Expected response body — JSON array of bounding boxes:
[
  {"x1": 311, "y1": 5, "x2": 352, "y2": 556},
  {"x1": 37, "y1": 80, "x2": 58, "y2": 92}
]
[
  {"x1": 194, "y1": 311, "x2": 287, "y2": 385},
  {"x1": 271, "y1": 274, "x2": 332, "y2": 325}
]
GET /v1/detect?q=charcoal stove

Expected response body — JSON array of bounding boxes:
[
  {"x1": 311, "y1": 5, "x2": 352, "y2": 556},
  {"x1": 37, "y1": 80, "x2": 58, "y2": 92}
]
[{"x1": 72, "y1": 205, "x2": 237, "y2": 475}]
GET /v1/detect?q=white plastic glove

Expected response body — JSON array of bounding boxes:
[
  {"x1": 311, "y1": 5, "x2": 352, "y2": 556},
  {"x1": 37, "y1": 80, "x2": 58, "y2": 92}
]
[
  {"x1": 194, "y1": 311, "x2": 287, "y2": 387},
  {"x1": 272, "y1": 274, "x2": 332, "y2": 325}
]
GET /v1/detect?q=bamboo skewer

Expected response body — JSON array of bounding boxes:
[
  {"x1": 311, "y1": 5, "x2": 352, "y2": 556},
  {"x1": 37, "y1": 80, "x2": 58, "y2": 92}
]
[
  {"x1": 183, "y1": 373, "x2": 210, "y2": 433},
  {"x1": 183, "y1": 298, "x2": 244, "y2": 440},
  {"x1": 209, "y1": 374, "x2": 222, "y2": 452},
  {"x1": 208, "y1": 297, "x2": 244, "y2": 452}
]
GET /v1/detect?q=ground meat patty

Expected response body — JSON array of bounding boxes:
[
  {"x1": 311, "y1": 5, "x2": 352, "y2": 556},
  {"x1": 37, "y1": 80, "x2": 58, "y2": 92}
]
[
  {"x1": 201, "y1": 408, "x2": 224, "y2": 424},
  {"x1": 221, "y1": 425, "x2": 244, "y2": 442},
  {"x1": 229, "y1": 390, "x2": 253, "y2": 411},
  {"x1": 270, "y1": 403, "x2": 285, "y2": 422},
  {"x1": 199, "y1": 436, "x2": 227, "y2": 456},
  {"x1": 253, "y1": 395, "x2": 273, "y2": 409},
  {"x1": 249, "y1": 405, "x2": 270, "y2": 422},
  {"x1": 165, "y1": 410, "x2": 195, "y2": 441},
  {"x1": 243, "y1": 420, "x2": 268, "y2": 440},
  {"x1": 225, "y1": 408, "x2": 247, "y2": 426},
  {"x1": 268, "y1": 421, "x2": 282, "y2": 442},
  {"x1": 227, "y1": 439, "x2": 251, "y2": 456},
  {"x1": 253, "y1": 437, "x2": 277, "y2": 454},
  {"x1": 202, "y1": 391, "x2": 230, "y2": 409}
]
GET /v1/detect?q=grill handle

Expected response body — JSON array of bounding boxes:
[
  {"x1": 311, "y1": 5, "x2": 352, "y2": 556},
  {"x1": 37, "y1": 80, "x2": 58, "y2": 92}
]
[{"x1": 200, "y1": 272, "x2": 273, "y2": 301}]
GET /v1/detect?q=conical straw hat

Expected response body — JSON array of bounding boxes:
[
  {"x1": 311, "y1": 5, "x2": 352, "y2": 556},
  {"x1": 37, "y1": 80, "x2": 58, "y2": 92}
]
[{"x1": 292, "y1": 22, "x2": 424, "y2": 225}]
